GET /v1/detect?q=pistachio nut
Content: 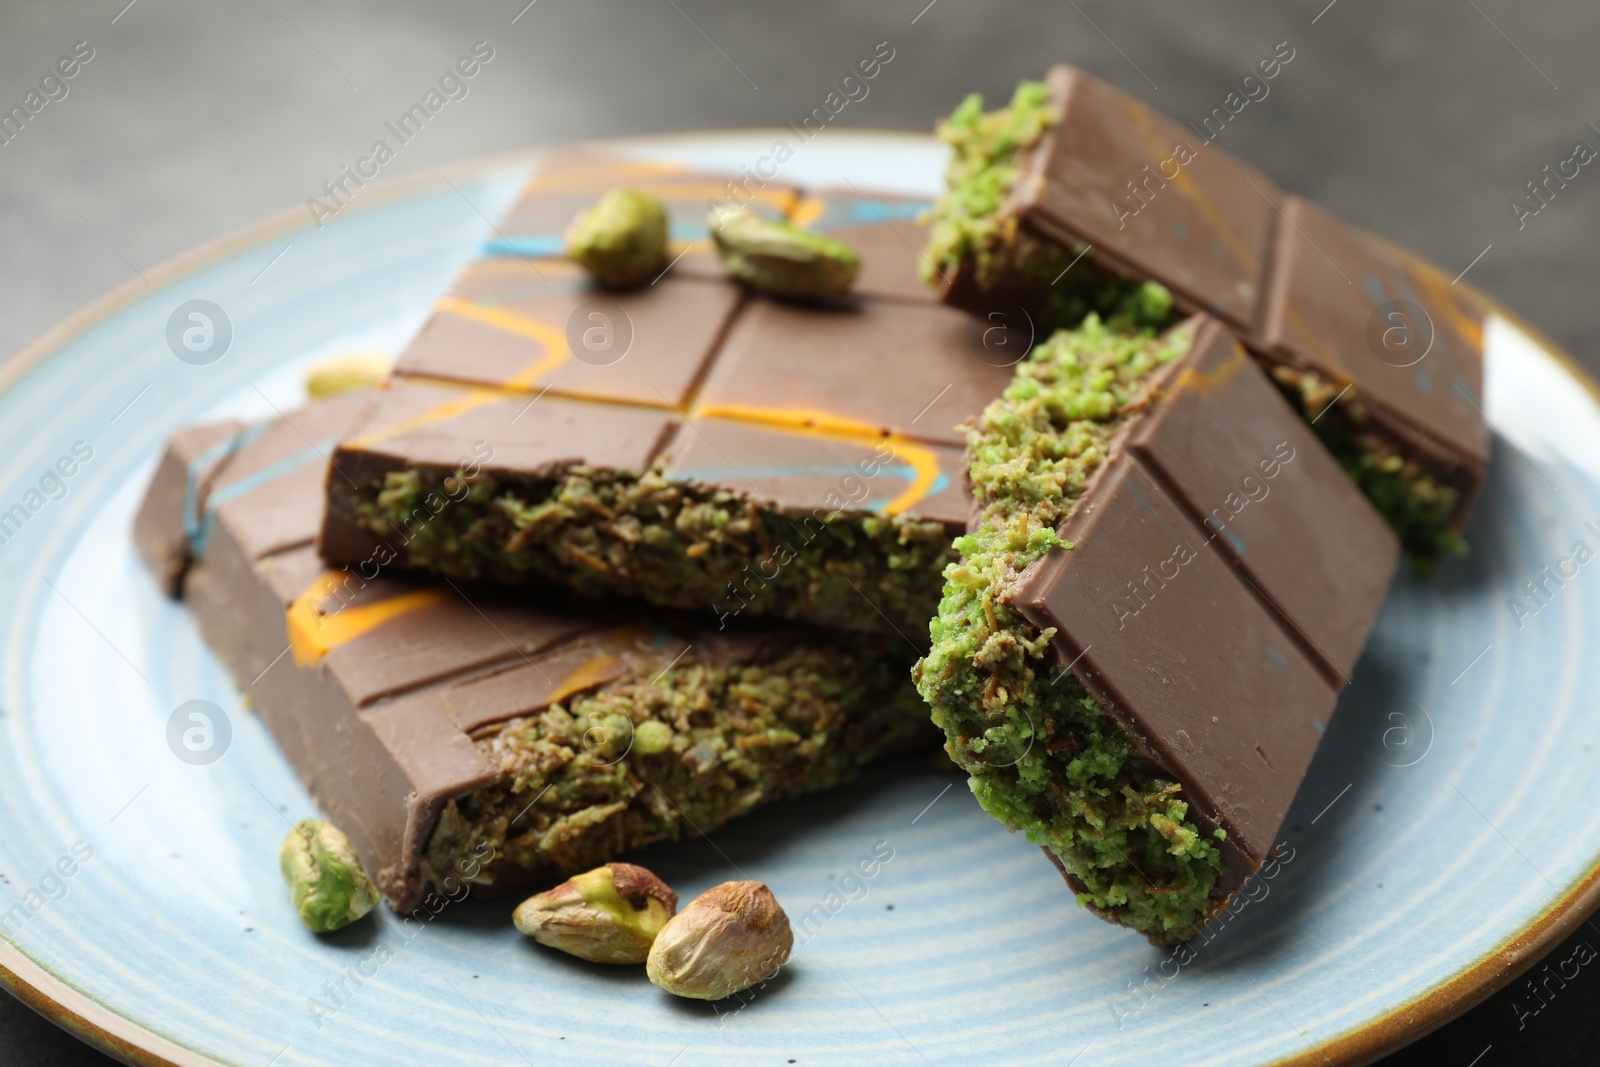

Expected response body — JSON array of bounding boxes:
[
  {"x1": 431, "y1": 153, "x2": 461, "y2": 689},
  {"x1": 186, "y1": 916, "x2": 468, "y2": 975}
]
[
  {"x1": 632, "y1": 719, "x2": 674, "y2": 756},
  {"x1": 646, "y1": 880, "x2": 793, "y2": 999},
  {"x1": 305, "y1": 354, "x2": 392, "y2": 398},
  {"x1": 513, "y1": 862, "x2": 677, "y2": 964},
  {"x1": 707, "y1": 206, "x2": 859, "y2": 299},
  {"x1": 566, "y1": 188, "x2": 669, "y2": 287},
  {"x1": 280, "y1": 819, "x2": 380, "y2": 933}
]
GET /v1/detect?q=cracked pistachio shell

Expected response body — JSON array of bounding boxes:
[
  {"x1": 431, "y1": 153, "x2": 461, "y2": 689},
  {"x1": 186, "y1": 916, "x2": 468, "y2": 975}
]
[
  {"x1": 646, "y1": 880, "x2": 793, "y2": 999},
  {"x1": 708, "y1": 206, "x2": 859, "y2": 299},
  {"x1": 565, "y1": 188, "x2": 670, "y2": 287},
  {"x1": 513, "y1": 863, "x2": 677, "y2": 964},
  {"x1": 280, "y1": 819, "x2": 379, "y2": 934}
]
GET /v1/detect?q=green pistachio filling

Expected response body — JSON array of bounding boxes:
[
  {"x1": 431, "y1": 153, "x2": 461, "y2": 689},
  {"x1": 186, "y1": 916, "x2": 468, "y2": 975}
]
[
  {"x1": 356, "y1": 466, "x2": 955, "y2": 636},
  {"x1": 922, "y1": 81, "x2": 1180, "y2": 336},
  {"x1": 1269, "y1": 367, "x2": 1464, "y2": 568},
  {"x1": 922, "y1": 80, "x2": 1057, "y2": 289},
  {"x1": 912, "y1": 316, "x2": 1228, "y2": 944},
  {"x1": 425, "y1": 642, "x2": 929, "y2": 887},
  {"x1": 922, "y1": 82, "x2": 1466, "y2": 567}
]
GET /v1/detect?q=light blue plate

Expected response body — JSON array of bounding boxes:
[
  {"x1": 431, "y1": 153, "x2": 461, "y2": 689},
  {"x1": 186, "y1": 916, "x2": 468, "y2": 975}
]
[{"x1": 1, "y1": 132, "x2": 1597, "y2": 1067}]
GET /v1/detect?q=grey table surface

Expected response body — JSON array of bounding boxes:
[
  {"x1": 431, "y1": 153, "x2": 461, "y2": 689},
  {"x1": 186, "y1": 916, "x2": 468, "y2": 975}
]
[{"x1": 1, "y1": 1, "x2": 1596, "y2": 1064}]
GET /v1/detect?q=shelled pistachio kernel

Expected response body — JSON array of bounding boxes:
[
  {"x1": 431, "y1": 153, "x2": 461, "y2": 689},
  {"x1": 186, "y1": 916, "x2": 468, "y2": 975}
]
[
  {"x1": 707, "y1": 206, "x2": 859, "y2": 299},
  {"x1": 633, "y1": 719, "x2": 674, "y2": 755},
  {"x1": 279, "y1": 819, "x2": 380, "y2": 933},
  {"x1": 513, "y1": 863, "x2": 677, "y2": 964},
  {"x1": 305, "y1": 354, "x2": 392, "y2": 397},
  {"x1": 565, "y1": 188, "x2": 669, "y2": 287},
  {"x1": 647, "y1": 880, "x2": 793, "y2": 999}
]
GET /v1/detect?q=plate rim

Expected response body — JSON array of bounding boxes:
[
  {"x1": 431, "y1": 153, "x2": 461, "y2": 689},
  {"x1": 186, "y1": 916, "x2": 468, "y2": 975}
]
[{"x1": 1, "y1": 131, "x2": 1595, "y2": 1067}]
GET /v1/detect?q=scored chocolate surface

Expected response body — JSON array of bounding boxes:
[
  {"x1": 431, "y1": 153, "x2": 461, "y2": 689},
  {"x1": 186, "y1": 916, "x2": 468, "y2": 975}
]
[
  {"x1": 319, "y1": 149, "x2": 998, "y2": 635},
  {"x1": 136, "y1": 391, "x2": 929, "y2": 912},
  {"x1": 1125, "y1": 321, "x2": 1400, "y2": 681},
  {"x1": 946, "y1": 63, "x2": 1490, "y2": 527},
  {"x1": 1013, "y1": 456, "x2": 1333, "y2": 880},
  {"x1": 1011, "y1": 316, "x2": 1399, "y2": 894}
]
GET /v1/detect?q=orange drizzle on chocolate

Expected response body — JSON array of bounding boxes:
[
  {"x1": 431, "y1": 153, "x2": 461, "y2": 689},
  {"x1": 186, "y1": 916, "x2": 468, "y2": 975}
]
[{"x1": 287, "y1": 571, "x2": 449, "y2": 666}]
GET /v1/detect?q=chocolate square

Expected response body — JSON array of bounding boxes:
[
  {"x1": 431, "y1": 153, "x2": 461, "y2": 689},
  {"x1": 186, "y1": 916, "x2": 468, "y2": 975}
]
[
  {"x1": 395, "y1": 259, "x2": 742, "y2": 407},
  {"x1": 1022, "y1": 65, "x2": 1280, "y2": 334},
  {"x1": 696, "y1": 298, "x2": 1013, "y2": 448},
  {"x1": 1256, "y1": 196, "x2": 1491, "y2": 489},
  {"x1": 793, "y1": 188, "x2": 938, "y2": 303}
]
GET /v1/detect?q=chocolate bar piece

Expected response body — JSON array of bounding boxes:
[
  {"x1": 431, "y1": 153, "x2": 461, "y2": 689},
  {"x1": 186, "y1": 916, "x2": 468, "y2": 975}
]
[
  {"x1": 318, "y1": 152, "x2": 1012, "y2": 637},
  {"x1": 922, "y1": 67, "x2": 1490, "y2": 565},
  {"x1": 914, "y1": 314, "x2": 1398, "y2": 943},
  {"x1": 135, "y1": 393, "x2": 931, "y2": 912}
]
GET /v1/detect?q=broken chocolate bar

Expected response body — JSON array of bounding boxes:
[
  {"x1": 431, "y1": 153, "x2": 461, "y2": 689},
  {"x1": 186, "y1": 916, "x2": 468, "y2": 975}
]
[
  {"x1": 922, "y1": 67, "x2": 1490, "y2": 564},
  {"x1": 135, "y1": 392, "x2": 931, "y2": 912},
  {"x1": 914, "y1": 313, "x2": 1398, "y2": 943},
  {"x1": 317, "y1": 152, "x2": 1069, "y2": 637}
]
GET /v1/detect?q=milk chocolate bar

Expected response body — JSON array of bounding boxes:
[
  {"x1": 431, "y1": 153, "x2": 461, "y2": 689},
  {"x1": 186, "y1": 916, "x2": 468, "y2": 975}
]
[
  {"x1": 915, "y1": 314, "x2": 1399, "y2": 943},
  {"x1": 134, "y1": 393, "x2": 930, "y2": 912},
  {"x1": 317, "y1": 153, "x2": 1035, "y2": 637},
  {"x1": 923, "y1": 66, "x2": 1490, "y2": 564}
]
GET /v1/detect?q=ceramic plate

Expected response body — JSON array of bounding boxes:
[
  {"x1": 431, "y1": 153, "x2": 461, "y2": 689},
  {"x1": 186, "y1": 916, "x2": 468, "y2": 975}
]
[{"x1": 1, "y1": 132, "x2": 1597, "y2": 1067}]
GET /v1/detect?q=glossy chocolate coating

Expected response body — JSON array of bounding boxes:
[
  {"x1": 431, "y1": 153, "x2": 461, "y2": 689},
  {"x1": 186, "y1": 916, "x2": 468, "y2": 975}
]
[
  {"x1": 319, "y1": 150, "x2": 1013, "y2": 629},
  {"x1": 135, "y1": 392, "x2": 924, "y2": 912},
  {"x1": 1008, "y1": 316, "x2": 1398, "y2": 890},
  {"x1": 944, "y1": 64, "x2": 1490, "y2": 525}
]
